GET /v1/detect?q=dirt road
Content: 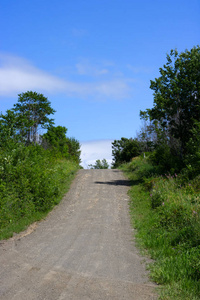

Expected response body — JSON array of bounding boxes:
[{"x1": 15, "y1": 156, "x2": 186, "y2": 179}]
[{"x1": 0, "y1": 169, "x2": 157, "y2": 299}]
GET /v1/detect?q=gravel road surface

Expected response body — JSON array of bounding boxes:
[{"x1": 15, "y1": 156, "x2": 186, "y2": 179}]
[{"x1": 0, "y1": 169, "x2": 157, "y2": 299}]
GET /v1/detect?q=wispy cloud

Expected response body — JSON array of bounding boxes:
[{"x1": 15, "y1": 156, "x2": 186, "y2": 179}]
[
  {"x1": 126, "y1": 64, "x2": 152, "y2": 74},
  {"x1": 80, "y1": 139, "x2": 113, "y2": 169},
  {"x1": 0, "y1": 53, "x2": 67, "y2": 96},
  {"x1": 0, "y1": 53, "x2": 131, "y2": 100},
  {"x1": 76, "y1": 60, "x2": 109, "y2": 76}
]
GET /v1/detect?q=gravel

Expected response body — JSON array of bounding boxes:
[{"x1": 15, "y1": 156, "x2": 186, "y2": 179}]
[{"x1": 0, "y1": 169, "x2": 157, "y2": 299}]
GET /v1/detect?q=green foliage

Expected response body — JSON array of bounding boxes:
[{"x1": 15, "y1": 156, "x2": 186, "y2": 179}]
[
  {"x1": 185, "y1": 121, "x2": 200, "y2": 177},
  {"x1": 0, "y1": 110, "x2": 19, "y2": 148},
  {"x1": 42, "y1": 125, "x2": 69, "y2": 156},
  {"x1": 136, "y1": 119, "x2": 155, "y2": 153},
  {"x1": 149, "y1": 143, "x2": 183, "y2": 174},
  {"x1": 121, "y1": 158, "x2": 200, "y2": 299},
  {"x1": 0, "y1": 91, "x2": 81, "y2": 239},
  {"x1": 66, "y1": 137, "x2": 81, "y2": 164},
  {"x1": 14, "y1": 91, "x2": 55, "y2": 143},
  {"x1": 112, "y1": 137, "x2": 141, "y2": 168},
  {"x1": 0, "y1": 143, "x2": 79, "y2": 239},
  {"x1": 140, "y1": 46, "x2": 200, "y2": 173},
  {"x1": 0, "y1": 92, "x2": 81, "y2": 164},
  {"x1": 111, "y1": 45, "x2": 200, "y2": 297},
  {"x1": 89, "y1": 158, "x2": 109, "y2": 169},
  {"x1": 42, "y1": 126, "x2": 81, "y2": 163}
]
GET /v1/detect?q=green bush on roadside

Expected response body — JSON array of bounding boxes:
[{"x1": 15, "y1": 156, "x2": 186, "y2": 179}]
[
  {"x1": 121, "y1": 156, "x2": 200, "y2": 299},
  {"x1": 0, "y1": 143, "x2": 79, "y2": 240}
]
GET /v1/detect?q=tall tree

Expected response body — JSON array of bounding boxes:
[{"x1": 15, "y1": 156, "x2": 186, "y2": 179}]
[
  {"x1": 140, "y1": 46, "x2": 200, "y2": 159},
  {"x1": 42, "y1": 126, "x2": 81, "y2": 163},
  {"x1": 112, "y1": 138, "x2": 141, "y2": 168},
  {"x1": 14, "y1": 91, "x2": 55, "y2": 143},
  {"x1": 66, "y1": 137, "x2": 81, "y2": 163}
]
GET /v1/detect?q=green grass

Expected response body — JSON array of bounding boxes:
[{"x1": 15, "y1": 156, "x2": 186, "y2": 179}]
[{"x1": 120, "y1": 157, "x2": 200, "y2": 299}]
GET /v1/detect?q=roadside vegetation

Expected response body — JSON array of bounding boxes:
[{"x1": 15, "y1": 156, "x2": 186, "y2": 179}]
[
  {"x1": 0, "y1": 91, "x2": 81, "y2": 240},
  {"x1": 88, "y1": 158, "x2": 109, "y2": 169},
  {"x1": 112, "y1": 46, "x2": 200, "y2": 299},
  {"x1": 121, "y1": 158, "x2": 200, "y2": 299}
]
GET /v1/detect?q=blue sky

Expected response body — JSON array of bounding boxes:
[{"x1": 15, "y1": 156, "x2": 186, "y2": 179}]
[{"x1": 0, "y1": 0, "x2": 199, "y2": 167}]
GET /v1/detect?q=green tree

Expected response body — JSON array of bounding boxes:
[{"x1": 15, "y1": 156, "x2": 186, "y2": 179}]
[
  {"x1": 89, "y1": 159, "x2": 109, "y2": 169},
  {"x1": 0, "y1": 110, "x2": 19, "y2": 149},
  {"x1": 42, "y1": 126, "x2": 81, "y2": 163},
  {"x1": 112, "y1": 138, "x2": 141, "y2": 168},
  {"x1": 14, "y1": 91, "x2": 55, "y2": 143},
  {"x1": 43, "y1": 125, "x2": 67, "y2": 146},
  {"x1": 141, "y1": 46, "x2": 200, "y2": 160},
  {"x1": 42, "y1": 126, "x2": 69, "y2": 156},
  {"x1": 66, "y1": 137, "x2": 81, "y2": 163}
]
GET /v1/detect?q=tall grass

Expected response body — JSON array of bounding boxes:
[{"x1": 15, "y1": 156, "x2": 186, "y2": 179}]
[
  {"x1": 0, "y1": 144, "x2": 80, "y2": 240},
  {"x1": 121, "y1": 157, "x2": 200, "y2": 299}
]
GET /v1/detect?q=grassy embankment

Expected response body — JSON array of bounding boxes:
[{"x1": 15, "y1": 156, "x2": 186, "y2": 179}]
[
  {"x1": 0, "y1": 145, "x2": 80, "y2": 240},
  {"x1": 121, "y1": 157, "x2": 200, "y2": 299}
]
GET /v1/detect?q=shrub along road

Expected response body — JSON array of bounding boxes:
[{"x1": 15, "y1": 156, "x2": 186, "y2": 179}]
[{"x1": 0, "y1": 170, "x2": 157, "y2": 299}]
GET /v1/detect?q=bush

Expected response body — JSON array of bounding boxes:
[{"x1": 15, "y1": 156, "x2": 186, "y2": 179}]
[{"x1": 0, "y1": 143, "x2": 80, "y2": 237}]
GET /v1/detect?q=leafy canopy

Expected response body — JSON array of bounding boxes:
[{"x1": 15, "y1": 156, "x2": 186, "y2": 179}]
[
  {"x1": 112, "y1": 138, "x2": 141, "y2": 168},
  {"x1": 141, "y1": 46, "x2": 200, "y2": 156},
  {"x1": 14, "y1": 91, "x2": 55, "y2": 143},
  {"x1": 42, "y1": 126, "x2": 81, "y2": 163},
  {"x1": 139, "y1": 46, "x2": 200, "y2": 173}
]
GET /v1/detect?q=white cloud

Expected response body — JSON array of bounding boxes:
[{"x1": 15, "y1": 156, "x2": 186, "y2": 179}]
[
  {"x1": 80, "y1": 139, "x2": 113, "y2": 169},
  {"x1": 0, "y1": 53, "x2": 131, "y2": 100},
  {"x1": 0, "y1": 53, "x2": 67, "y2": 96},
  {"x1": 95, "y1": 79, "x2": 130, "y2": 98}
]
